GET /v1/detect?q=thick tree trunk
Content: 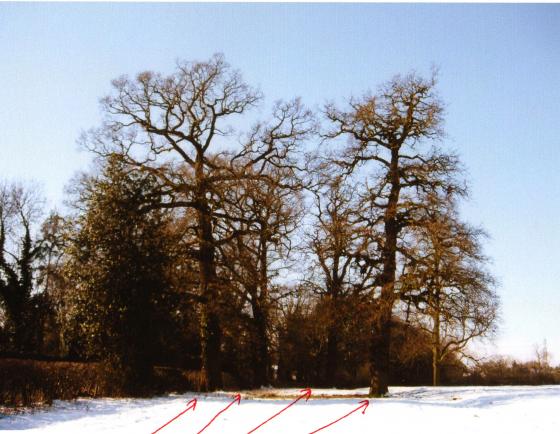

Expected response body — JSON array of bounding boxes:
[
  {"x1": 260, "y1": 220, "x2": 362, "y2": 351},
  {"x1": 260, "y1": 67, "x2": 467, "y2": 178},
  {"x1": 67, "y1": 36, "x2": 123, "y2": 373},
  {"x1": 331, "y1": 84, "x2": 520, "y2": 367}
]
[
  {"x1": 196, "y1": 170, "x2": 222, "y2": 391},
  {"x1": 202, "y1": 308, "x2": 222, "y2": 390},
  {"x1": 199, "y1": 258, "x2": 222, "y2": 391},
  {"x1": 432, "y1": 346, "x2": 440, "y2": 387},
  {"x1": 325, "y1": 288, "x2": 340, "y2": 386},
  {"x1": 251, "y1": 231, "x2": 271, "y2": 387},
  {"x1": 369, "y1": 148, "x2": 400, "y2": 397},
  {"x1": 252, "y1": 300, "x2": 270, "y2": 387},
  {"x1": 432, "y1": 293, "x2": 441, "y2": 387},
  {"x1": 369, "y1": 300, "x2": 392, "y2": 396},
  {"x1": 199, "y1": 273, "x2": 222, "y2": 390}
]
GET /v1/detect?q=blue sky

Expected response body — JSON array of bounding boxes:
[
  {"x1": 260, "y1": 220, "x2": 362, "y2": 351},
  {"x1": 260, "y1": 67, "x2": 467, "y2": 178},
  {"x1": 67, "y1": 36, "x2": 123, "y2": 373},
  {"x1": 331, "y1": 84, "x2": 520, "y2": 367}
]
[{"x1": 1, "y1": 3, "x2": 558, "y2": 362}]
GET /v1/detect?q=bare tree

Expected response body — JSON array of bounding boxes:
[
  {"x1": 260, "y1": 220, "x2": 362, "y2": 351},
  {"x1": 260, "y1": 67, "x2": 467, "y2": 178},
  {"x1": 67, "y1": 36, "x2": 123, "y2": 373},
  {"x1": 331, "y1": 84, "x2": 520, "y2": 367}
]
[
  {"x1": 534, "y1": 340, "x2": 551, "y2": 374},
  {"x1": 36, "y1": 212, "x2": 70, "y2": 296},
  {"x1": 216, "y1": 164, "x2": 305, "y2": 386},
  {"x1": 325, "y1": 72, "x2": 464, "y2": 395},
  {"x1": 304, "y1": 173, "x2": 376, "y2": 384},
  {"x1": 83, "y1": 54, "x2": 313, "y2": 389},
  {"x1": 401, "y1": 199, "x2": 499, "y2": 385}
]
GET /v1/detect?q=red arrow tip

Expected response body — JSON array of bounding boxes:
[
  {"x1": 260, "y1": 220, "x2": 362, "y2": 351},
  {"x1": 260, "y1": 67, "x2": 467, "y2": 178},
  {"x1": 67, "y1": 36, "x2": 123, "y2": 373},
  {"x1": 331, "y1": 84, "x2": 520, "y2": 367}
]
[
  {"x1": 187, "y1": 398, "x2": 197, "y2": 411},
  {"x1": 233, "y1": 393, "x2": 241, "y2": 404},
  {"x1": 300, "y1": 388, "x2": 312, "y2": 401},
  {"x1": 358, "y1": 399, "x2": 369, "y2": 414}
]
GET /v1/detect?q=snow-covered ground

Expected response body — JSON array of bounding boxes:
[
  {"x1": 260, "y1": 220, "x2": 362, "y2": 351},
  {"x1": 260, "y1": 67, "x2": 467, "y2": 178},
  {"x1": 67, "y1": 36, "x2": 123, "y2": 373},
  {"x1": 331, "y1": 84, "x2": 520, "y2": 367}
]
[{"x1": 2, "y1": 386, "x2": 560, "y2": 433}]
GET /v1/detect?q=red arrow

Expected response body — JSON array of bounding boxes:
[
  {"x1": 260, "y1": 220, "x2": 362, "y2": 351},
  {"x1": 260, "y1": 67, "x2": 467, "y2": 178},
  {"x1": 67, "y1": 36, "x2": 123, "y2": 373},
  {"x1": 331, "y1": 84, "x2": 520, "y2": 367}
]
[
  {"x1": 246, "y1": 388, "x2": 312, "y2": 433},
  {"x1": 151, "y1": 398, "x2": 197, "y2": 434},
  {"x1": 308, "y1": 399, "x2": 369, "y2": 433},
  {"x1": 196, "y1": 394, "x2": 242, "y2": 434}
]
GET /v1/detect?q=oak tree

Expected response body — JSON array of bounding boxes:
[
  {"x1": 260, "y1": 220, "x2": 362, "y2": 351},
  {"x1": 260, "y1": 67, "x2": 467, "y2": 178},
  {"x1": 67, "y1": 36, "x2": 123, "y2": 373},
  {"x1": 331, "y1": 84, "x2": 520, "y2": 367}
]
[
  {"x1": 84, "y1": 55, "x2": 313, "y2": 389},
  {"x1": 326, "y1": 72, "x2": 463, "y2": 395}
]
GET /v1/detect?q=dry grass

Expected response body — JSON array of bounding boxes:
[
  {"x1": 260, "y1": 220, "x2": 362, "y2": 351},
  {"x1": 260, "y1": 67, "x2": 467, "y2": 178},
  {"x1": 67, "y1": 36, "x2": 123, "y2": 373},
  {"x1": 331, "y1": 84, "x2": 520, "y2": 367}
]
[{"x1": 239, "y1": 389, "x2": 368, "y2": 400}]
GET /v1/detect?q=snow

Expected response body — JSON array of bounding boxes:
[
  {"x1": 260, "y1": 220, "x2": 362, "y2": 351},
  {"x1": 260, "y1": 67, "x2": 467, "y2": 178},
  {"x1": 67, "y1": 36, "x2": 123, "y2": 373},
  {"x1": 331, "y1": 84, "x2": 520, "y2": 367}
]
[{"x1": 1, "y1": 386, "x2": 560, "y2": 433}]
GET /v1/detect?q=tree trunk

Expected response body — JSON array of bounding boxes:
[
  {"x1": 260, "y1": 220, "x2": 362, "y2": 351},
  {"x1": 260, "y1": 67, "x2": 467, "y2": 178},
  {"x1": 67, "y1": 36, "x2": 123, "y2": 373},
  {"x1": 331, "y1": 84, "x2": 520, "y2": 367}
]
[
  {"x1": 252, "y1": 299, "x2": 270, "y2": 387},
  {"x1": 202, "y1": 307, "x2": 222, "y2": 390},
  {"x1": 199, "y1": 261, "x2": 222, "y2": 390},
  {"x1": 432, "y1": 345, "x2": 440, "y2": 387},
  {"x1": 196, "y1": 169, "x2": 222, "y2": 391},
  {"x1": 369, "y1": 148, "x2": 400, "y2": 397},
  {"x1": 432, "y1": 292, "x2": 441, "y2": 387},
  {"x1": 251, "y1": 230, "x2": 271, "y2": 387},
  {"x1": 369, "y1": 301, "x2": 392, "y2": 396},
  {"x1": 325, "y1": 289, "x2": 340, "y2": 386}
]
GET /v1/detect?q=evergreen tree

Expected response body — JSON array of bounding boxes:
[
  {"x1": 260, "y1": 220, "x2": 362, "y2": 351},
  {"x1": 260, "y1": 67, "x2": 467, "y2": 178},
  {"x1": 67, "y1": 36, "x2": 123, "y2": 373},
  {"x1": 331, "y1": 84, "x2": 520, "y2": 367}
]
[
  {"x1": 0, "y1": 182, "x2": 44, "y2": 355},
  {"x1": 64, "y1": 155, "x2": 170, "y2": 395}
]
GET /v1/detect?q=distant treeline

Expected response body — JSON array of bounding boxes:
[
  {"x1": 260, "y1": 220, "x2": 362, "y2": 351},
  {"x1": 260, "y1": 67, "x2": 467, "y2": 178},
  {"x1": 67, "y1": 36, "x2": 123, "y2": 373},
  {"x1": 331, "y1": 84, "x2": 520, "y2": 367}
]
[
  {"x1": 1, "y1": 55, "x2": 504, "y2": 405},
  {"x1": 466, "y1": 356, "x2": 560, "y2": 386}
]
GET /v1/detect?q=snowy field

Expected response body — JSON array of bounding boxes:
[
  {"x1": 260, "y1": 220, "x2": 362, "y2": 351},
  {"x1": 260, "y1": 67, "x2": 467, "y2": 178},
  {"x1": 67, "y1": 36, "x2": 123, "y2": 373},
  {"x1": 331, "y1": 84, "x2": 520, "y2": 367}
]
[{"x1": 2, "y1": 386, "x2": 560, "y2": 433}]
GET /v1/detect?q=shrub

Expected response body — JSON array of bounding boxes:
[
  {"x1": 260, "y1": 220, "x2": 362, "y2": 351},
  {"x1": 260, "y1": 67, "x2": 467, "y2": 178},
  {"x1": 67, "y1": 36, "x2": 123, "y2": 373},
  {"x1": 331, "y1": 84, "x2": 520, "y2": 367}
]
[{"x1": 0, "y1": 358, "x2": 204, "y2": 408}]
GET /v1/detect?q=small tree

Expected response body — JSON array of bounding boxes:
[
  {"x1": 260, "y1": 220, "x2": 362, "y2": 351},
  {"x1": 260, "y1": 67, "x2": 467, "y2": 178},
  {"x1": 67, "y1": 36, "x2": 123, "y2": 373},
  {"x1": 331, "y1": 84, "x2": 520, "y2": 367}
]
[
  {"x1": 401, "y1": 199, "x2": 499, "y2": 385},
  {"x1": 534, "y1": 340, "x2": 552, "y2": 377}
]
